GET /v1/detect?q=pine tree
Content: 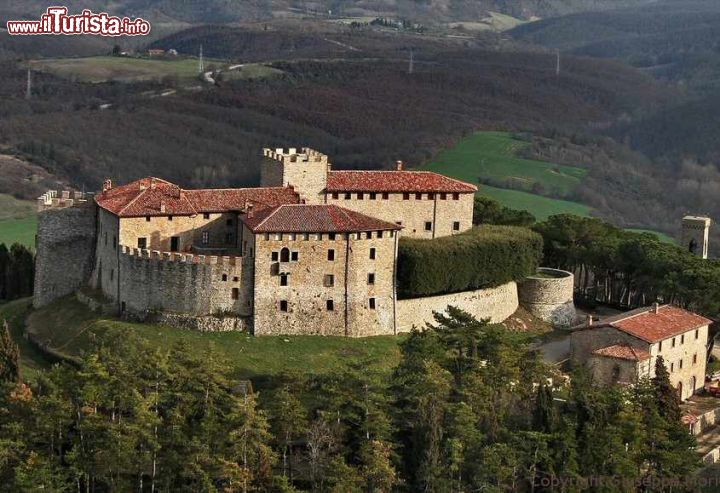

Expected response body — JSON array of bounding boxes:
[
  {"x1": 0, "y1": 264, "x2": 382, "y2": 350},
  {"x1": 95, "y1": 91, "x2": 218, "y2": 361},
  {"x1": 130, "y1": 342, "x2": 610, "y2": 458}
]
[
  {"x1": 0, "y1": 320, "x2": 20, "y2": 383},
  {"x1": 532, "y1": 384, "x2": 555, "y2": 433}
]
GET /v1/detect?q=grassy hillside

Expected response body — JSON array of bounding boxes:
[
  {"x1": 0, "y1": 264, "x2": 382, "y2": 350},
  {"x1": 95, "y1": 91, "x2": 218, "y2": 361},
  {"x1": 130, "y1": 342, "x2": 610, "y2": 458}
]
[
  {"x1": 0, "y1": 194, "x2": 37, "y2": 248},
  {"x1": 424, "y1": 131, "x2": 592, "y2": 220},
  {"x1": 21, "y1": 297, "x2": 403, "y2": 382},
  {"x1": 30, "y1": 56, "x2": 205, "y2": 83}
]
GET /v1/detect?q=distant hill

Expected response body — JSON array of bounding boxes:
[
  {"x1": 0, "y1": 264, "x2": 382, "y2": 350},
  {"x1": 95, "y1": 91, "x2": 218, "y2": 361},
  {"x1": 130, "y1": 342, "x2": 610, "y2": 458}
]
[{"x1": 0, "y1": 0, "x2": 655, "y2": 25}]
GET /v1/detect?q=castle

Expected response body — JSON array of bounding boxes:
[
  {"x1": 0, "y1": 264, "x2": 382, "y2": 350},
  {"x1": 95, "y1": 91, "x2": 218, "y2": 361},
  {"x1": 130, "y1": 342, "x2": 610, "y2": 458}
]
[{"x1": 35, "y1": 147, "x2": 527, "y2": 335}]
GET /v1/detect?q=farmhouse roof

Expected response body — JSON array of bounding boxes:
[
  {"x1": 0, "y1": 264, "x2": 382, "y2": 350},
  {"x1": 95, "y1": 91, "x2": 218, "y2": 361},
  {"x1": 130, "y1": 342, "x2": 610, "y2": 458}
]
[
  {"x1": 592, "y1": 344, "x2": 651, "y2": 361},
  {"x1": 580, "y1": 305, "x2": 712, "y2": 344},
  {"x1": 241, "y1": 204, "x2": 403, "y2": 233},
  {"x1": 327, "y1": 170, "x2": 477, "y2": 193},
  {"x1": 95, "y1": 177, "x2": 299, "y2": 217}
]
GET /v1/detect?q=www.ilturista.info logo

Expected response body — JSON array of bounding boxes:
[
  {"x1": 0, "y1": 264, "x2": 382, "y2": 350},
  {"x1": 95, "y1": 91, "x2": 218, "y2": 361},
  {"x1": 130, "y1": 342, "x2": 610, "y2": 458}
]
[{"x1": 6, "y1": 7, "x2": 151, "y2": 36}]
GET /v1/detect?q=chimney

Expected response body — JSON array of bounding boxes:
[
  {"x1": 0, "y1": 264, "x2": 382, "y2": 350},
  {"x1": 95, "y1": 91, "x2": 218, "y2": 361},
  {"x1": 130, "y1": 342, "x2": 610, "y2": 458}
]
[
  {"x1": 247, "y1": 203, "x2": 254, "y2": 219},
  {"x1": 150, "y1": 178, "x2": 156, "y2": 190},
  {"x1": 653, "y1": 302, "x2": 660, "y2": 314},
  {"x1": 160, "y1": 202, "x2": 166, "y2": 213},
  {"x1": 586, "y1": 314, "x2": 593, "y2": 327},
  {"x1": 396, "y1": 160, "x2": 404, "y2": 171},
  {"x1": 102, "y1": 179, "x2": 112, "y2": 192}
]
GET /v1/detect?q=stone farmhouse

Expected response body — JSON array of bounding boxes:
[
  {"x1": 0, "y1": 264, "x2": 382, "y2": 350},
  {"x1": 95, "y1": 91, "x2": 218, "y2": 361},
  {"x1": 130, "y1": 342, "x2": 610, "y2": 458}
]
[{"x1": 571, "y1": 304, "x2": 712, "y2": 401}]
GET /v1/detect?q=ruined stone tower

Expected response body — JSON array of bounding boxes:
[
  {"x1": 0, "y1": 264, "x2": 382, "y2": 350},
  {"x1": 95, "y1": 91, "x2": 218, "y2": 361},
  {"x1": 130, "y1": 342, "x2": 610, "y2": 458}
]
[
  {"x1": 681, "y1": 216, "x2": 711, "y2": 259},
  {"x1": 260, "y1": 148, "x2": 329, "y2": 204}
]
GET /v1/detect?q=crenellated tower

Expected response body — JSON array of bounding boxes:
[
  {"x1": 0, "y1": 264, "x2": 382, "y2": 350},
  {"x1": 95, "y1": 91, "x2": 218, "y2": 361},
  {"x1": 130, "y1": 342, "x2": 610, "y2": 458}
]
[
  {"x1": 681, "y1": 215, "x2": 711, "y2": 259},
  {"x1": 260, "y1": 147, "x2": 329, "y2": 204}
]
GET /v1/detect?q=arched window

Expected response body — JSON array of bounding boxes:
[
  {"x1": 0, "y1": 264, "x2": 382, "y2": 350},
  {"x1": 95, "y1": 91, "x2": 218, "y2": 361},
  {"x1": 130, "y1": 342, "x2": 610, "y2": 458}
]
[{"x1": 280, "y1": 247, "x2": 290, "y2": 262}]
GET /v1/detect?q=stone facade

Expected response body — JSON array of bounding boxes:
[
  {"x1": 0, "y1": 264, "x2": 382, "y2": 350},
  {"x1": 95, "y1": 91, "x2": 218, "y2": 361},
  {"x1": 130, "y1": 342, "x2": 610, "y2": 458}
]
[
  {"x1": 261, "y1": 148, "x2": 329, "y2": 204},
  {"x1": 33, "y1": 195, "x2": 96, "y2": 308},
  {"x1": 245, "y1": 225, "x2": 398, "y2": 336},
  {"x1": 518, "y1": 268, "x2": 577, "y2": 328},
  {"x1": 396, "y1": 281, "x2": 519, "y2": 332}
]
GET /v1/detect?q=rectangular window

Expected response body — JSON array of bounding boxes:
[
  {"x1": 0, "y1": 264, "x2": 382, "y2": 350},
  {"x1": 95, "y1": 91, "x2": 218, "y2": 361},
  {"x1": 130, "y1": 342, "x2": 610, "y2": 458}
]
[
  {"x1": 366, "y1": 232, "x2": 372, "y2": 239},
  {"x1": 377, "y1": 231, "x2": 383, "y2": 238},
  {"x1": 280, "y1": 300, "x2": 288, "y2": 312},
  {"x1": 271, "y1": 251, "x2": 279, "y2": 261},
  {"x1": 113, "y1": 235, "x2": 117, "y2": 250},
  {"x1": 222, "y1": 274, "x2": 228, "y2": 281},
  {"x1": 328, "y1": 249, "x2": 335, "y2": 261},
  {"x1": 326, "y1": 300, "x2": 334, "y2": 311},
  {"x1": 403, "y1": 193, "x2": 410, "y2": 200},
  {"x1": 110, "y1": 269, "x2": 114, "y2": 281},
  {"x1": 329, "y1": 233, "x2": 336, "y2": 241},
  {"x1": 369, "y1": 248, "x2": 376, "y2": 260},
  {"x1": 370, "y1": 192, "x2": 376, "y2": 200},
  {"x1": 382, "y1": 193, "x2": 389, "y2": 200},
  {"x1": 231, "y1": 288, "x2": 239, "y2": 300},
  {"x1": 696, "y1": 329, "x2": 700, "y2": 339},
  {"x1": 368, "y1": 273, "x2": 375, "y2": 285},
  {"x1": 146, "y1": 216, "x2": 151, "y2": 222},
  {"x1": 357, "y1": 193, "x2": 364, "y2": 200},
  {"x1": 138, "y1": 237, "x2": 147, "y2": 249},
  {"x1": 672, "y1": 338, "x2": 676, "y2": 348},
  {"x1": 658, "y1": 341, "x2": 662, "y2": 352},
  {"x1": 452, "y1": 193, "x2": 460, "y2": 200},
  {"x1": 681, "y1": 334, "x2": 685, "y2": 344},
  {"x1": 693, "y1": 354, "x2": 698, "y2": 365},
  {"x1": 324, "y1": 274, "x2": 335, "y2": 287},
  {"x1": 415, "y1": 193, "x2": 422, "y2": 200},
  {"x1": 670, "y1": 362, "x2": 674, "y2": 372},
  {"x1": 369, "y1": 298, "x2": 376, "y2": 309},
  {"x1": 453, "y1": 221, "x2": 460, "y2": 231},
  {"x1": 280, "y1": 274, "x2": 288, "y2": 286},
  {"x1": 345, "y1": 192, "x2": 351, "y2": 199},
  {"x1": 291, "y1": 251, "x2": 299, "y2": 261},
  {"x1": 203, "y1": 213, "x2": 210, "y2": 219},
  {"x1": 679, "y1": 359, "x2": 683, "y2": 369},
  {"x1": 168, "y1": 215, "x2": 173, "y2": 221},
  {"x1": 202, "y1": 231, "x2": 210, "y2": 245},
  {"x1": 332, "y1": 192, "x2": 339, "y2": 199},
  {"x1": 440, "y1": 193, "x2": 447, "y2": 200},
  {"x1": 428, "y1": 193, "x2": 435, "y2": 200},
  {"x1": 425, "y1": 221, "x2": 432, "y2": 231},
  {"x1": 233, "y1": 276, "x2": 239, "y2": 282}
]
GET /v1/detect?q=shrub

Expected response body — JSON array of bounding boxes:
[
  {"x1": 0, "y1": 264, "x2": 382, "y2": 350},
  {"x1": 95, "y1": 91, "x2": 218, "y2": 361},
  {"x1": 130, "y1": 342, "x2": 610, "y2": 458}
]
[{"x1": 396, "y1": 225, "x2": 543, "y2": 298}]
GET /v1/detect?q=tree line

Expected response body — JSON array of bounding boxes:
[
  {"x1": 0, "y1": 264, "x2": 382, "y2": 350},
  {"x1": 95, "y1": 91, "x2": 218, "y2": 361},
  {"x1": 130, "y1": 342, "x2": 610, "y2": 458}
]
[
  {"x1": 0, "y1": 307, "x2": 701, "y2": 492},
  {"x1": 0, "y1": 243, "x2": 34, "y2": 302}
]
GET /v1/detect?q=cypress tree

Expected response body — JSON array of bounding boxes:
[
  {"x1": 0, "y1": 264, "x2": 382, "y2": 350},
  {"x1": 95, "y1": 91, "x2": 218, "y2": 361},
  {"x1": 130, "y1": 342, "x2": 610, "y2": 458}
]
[
  {"x1": 532, "y1": 384, "x2": 556, "y2": 433},
  {"x1": 652, "y1": 356, "x2": 681, "y2": 423},
  {"x1": 0, "y1": 320, "x2": 20, "y2": 383}
]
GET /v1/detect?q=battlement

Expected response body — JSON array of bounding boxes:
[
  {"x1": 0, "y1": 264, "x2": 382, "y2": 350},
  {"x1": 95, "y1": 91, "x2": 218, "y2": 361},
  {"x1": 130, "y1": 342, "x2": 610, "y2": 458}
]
[
  {"x1": 119, "y1": 245, "x2": 243, "y2": 271},
  {"x1": 263, "y1": 147, "x2": 329, "y2": 166},
  {"x1": 682, "y1": 216, "x2": 712, "y2": 228},
  {"x1": 37, "y1": 190, "x2": 92, "y2": 212}
]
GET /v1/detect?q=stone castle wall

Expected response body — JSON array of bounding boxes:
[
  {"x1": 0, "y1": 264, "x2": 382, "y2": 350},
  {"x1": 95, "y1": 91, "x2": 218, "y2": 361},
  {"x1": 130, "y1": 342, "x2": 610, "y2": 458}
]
[
  {"x1": 33, "y1": 198, "x2": 97, "y2": 308},
  {"x1": 116, "y1": 246, "x2": 252, "y2": 319},
  {"x1": 326, "y1": 191, "x2": 474, "y2": 239},
  {"x1": 518, "y1": 268, "x2": 577, "y2": 327},
  {"x1": 249, "y1": 225, "x2": 398, "y2": 336},
  {"x1": 396, "y1": 281, "x2": 518, "y2": 332}
]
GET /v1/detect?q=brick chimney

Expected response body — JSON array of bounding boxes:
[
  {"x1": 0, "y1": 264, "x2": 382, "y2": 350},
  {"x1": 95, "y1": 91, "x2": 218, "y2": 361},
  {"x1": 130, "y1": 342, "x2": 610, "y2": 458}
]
[
  {"x1": 247, "y1": 203, "x2": 254, "y2": 219},
  {"x1": 396, "y1": 160, "x2": 404, "y2": 171},
  {"x1": 102, "y1": 179, "x2": 112, "y2": 192},
  {"x1": 160, "y1": 201, "x2": 166, "y2": 213}
]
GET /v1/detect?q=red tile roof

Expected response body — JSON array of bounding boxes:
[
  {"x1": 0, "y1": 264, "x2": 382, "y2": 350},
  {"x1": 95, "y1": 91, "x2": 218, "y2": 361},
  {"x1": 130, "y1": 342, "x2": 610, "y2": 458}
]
[
  {"x1": 592, "y1": 344, "x2": 651, "y2": 361},
  {"x1": 327, "y1": 170, "x2": 477, "y2": 193},
  {"x1": 608, "y1": 305, "x2": 712, "y2": 344},
  {"x1": 95, "y1": 177, "x2": 299, "y2": 217},
  {"x1": 242, "y1": 204, "x2": 403, "y2": 233}
]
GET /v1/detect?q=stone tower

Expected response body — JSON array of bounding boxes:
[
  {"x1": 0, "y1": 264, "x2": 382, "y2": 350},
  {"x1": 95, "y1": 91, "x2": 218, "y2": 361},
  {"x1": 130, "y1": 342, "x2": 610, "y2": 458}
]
[
  {"x1": 681, "y1": 216, "x2": 711, "y2": 259},
  {"x1": 260, "y1": 148, "x2": 329, "y2": 204}
]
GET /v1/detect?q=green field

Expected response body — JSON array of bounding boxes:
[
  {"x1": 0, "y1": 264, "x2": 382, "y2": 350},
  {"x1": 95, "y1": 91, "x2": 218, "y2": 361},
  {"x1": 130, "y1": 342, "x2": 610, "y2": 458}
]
[
  {"x1": 30, "y1": 56, "x2": 210, "y2": 83},
  {"x1": 425, "y1": 131, "x2": 591, "y2": 220},
  {"x1": 14, "y1": 297, "x2": 403, "y2": 382},
  {"x1": 626, "y1": 228, "x2": 675, "y2": 244},
  {"x1": 0, "y1": 194, "x2": 37, "y2": 248}
]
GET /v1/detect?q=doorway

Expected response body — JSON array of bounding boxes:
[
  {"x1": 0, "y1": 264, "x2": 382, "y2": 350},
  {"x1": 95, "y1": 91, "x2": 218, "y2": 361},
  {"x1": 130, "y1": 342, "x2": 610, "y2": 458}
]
[{"x1": 170, "y1": 236, "x2": 180, "y2": 252}]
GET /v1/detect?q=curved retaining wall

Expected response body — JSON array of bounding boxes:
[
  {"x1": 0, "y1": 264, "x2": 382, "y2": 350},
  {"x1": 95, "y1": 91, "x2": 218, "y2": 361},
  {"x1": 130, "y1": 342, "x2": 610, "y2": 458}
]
[
  {"x1": 396, "y1": 281, "x2": 518, "y2": 332},
  {"x1": 518, "y1": 268, "x2": 576, "y2": 328}
]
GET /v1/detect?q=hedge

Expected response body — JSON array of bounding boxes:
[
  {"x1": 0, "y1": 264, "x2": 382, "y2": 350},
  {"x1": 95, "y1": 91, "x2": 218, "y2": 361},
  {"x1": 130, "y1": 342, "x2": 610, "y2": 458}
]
[{"x1": 396, "y1": 225, "x2": 543, "y2": 299}]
